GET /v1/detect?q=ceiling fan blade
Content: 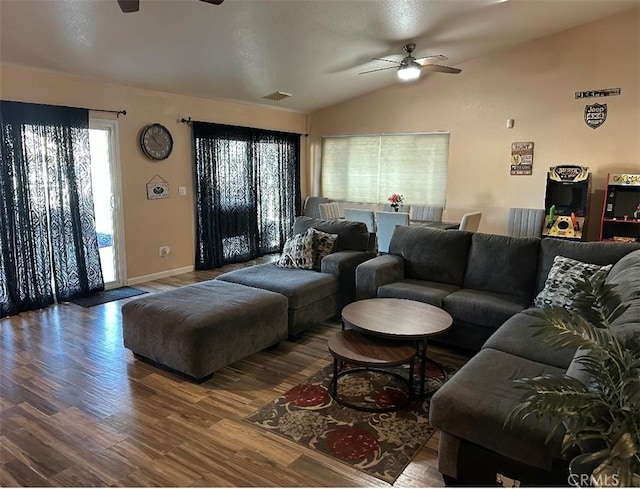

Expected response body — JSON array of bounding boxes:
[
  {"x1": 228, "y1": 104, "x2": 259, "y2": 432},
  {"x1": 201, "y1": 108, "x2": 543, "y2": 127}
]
[
  {"x1": 117, "y1": 0, "x2": 139, "y2": 12},
  {"x1": 200, "y1": 0, "x2": 224, "y2": 4},
  {"x1": 370, "y1": 57, "x2": 400, "y2": 65},
  {"x1": 358, "y1": 66, "x2": 397, "y2": 75},
  {"x1": 422, "y1": 64, "x2": 462, "y2": 74},
  {"x1": 415, "y1": 55, "x2": 448, "y2": 65}
]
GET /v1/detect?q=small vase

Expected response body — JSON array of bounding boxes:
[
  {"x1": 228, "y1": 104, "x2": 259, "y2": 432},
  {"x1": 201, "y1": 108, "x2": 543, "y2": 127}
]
[{"x1": 392, "y1": 205, "x2": 398, "y2": 212}]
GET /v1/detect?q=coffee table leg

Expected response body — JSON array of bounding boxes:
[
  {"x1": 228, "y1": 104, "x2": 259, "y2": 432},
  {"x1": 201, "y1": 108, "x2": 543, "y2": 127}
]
[
  {"x1": 332, "y1": 357, "x2": 338, "y2": 397},
  {"x1": 408, "y1": 358, "x2": 414, "y2": 400},
  {"x1": 420, "y1": 339, "x2": 427, "y2": 397}
]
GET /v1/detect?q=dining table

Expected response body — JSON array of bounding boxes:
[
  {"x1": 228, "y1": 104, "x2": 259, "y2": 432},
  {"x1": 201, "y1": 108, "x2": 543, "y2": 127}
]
[{"x1": 409, "y1": 220, "x2": 460, "y2": 230}]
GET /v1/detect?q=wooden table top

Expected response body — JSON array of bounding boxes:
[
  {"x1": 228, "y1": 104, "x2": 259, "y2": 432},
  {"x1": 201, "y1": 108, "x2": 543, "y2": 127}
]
[
  {"x1": 328, "y1": 329, "x2": 416, "y2": 367},
  {"x1": 342, "y1": 298, "x2": 453, "y2": 340}
]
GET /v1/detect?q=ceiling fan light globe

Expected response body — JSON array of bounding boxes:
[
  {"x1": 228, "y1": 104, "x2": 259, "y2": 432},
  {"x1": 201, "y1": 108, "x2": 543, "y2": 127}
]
[{"x1": 397, "y1": 63, "x2": 421, "y2": 81}]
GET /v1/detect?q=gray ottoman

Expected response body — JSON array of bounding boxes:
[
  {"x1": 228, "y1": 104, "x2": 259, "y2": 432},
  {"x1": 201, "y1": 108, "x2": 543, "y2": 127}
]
[{"x1": 121, "y1": 281, "x2": 288, "y2": 382}]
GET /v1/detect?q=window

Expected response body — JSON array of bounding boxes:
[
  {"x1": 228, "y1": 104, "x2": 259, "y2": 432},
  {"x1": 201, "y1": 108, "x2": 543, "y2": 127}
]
[
  {"x1": 192, "y1": 122, "x2": 300, "y2": 269},
  {"x1": 321, "y1": 132, "x2": 449, "y2": 206}
]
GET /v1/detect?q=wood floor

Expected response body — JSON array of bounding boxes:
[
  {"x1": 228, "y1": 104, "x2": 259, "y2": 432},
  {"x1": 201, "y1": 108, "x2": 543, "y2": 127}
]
[{"x1": 0, "y1": 258, "x2": 469, "y2": 487}]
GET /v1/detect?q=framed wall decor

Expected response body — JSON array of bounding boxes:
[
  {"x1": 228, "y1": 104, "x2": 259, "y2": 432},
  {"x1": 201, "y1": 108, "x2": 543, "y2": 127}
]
[{"x1": 146, "y1": 174, "x2": 170, "y2": 200}]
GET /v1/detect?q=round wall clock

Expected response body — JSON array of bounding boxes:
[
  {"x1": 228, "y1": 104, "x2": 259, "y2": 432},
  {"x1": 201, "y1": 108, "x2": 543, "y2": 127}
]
[{"x1": 140, "y1": 123, "x2": 173, "y2": 161}]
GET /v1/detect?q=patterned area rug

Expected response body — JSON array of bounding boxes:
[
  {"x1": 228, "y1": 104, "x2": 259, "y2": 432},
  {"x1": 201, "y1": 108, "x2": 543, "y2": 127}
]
[{"x1": 246, "y1": 361, "x2": 452, "y2": 484}]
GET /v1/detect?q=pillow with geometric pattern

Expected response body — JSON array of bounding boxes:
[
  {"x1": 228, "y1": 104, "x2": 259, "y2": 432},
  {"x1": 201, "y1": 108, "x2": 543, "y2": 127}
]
[
  {"x1": 534, "y1": 255, "x2": 612, "y2": 310},
  {"x1": 276, "y1": 228, "x2": 315, "y2": 269},
  {"x1": 309, "y1": 227, "x2": 338, "y2": 271}
]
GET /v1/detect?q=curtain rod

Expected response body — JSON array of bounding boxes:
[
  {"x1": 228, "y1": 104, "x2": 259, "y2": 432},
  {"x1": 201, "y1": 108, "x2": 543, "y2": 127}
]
[
  {"x1": 88, "y1": 107, "x2": 127, "y2": 117},
  {"x1": 3, "y1": 100, "x2": 127, "y2": 117},
  {"x1": 180, "y1": 116, "x2": 307, "y2": 136}
]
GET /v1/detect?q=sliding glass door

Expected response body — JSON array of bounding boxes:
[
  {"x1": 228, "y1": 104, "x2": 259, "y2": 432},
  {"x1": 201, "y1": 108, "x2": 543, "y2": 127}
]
[{"x1": 89, "y1": 119, "x2": 126, "y2": 289}]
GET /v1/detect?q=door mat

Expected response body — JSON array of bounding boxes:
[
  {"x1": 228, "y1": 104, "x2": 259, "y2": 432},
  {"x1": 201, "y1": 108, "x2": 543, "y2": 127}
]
[
  {"x1": 246, "y1": 361, "x2": 454, "y2": 484},
  {"x1": 69, "y1": 287, "x2": 147, "y2": 307}
]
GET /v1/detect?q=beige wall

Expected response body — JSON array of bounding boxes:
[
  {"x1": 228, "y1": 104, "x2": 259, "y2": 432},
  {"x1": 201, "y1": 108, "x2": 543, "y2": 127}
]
[
  {"x1": 307, "y1": 8, "x2": 640, "y2": 239},
  {"x1": 0, "y1": 64, "x2": 307, "y2": 280}
]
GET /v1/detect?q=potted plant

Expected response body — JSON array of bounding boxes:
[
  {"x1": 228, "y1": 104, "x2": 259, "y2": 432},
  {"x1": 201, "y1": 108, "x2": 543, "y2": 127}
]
[{"x1": 507, "y1": 273, "x2": 640, "y2": 487}]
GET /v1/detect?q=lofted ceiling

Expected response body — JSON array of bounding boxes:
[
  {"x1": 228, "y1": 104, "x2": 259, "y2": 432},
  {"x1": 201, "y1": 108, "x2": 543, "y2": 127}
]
[{"x1": 1, "y1": 0, "x2": 638, "y2": 113}]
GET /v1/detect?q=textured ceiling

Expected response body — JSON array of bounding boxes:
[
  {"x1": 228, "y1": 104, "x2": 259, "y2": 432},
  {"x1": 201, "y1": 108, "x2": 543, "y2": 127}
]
[{"x1": 1, "y1": 0, "x2": 637, "y2": 113}]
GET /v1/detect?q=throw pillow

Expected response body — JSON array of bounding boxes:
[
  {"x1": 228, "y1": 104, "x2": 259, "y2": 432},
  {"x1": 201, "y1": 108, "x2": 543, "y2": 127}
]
[
  {"x1": 310, "y1": 227, "x2": 338, "y2": 271},
  {"x1": 276, "y1": 228, "x2": 315, "y2": 269},
  {"x1": 534, "y1": 255, "x2": 612, "y2": 310}
]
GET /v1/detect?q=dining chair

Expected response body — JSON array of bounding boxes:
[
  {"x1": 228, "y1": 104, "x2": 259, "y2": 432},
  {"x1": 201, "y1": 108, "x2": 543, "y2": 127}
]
[
  {"x1": 459, "y1": 211, "x2": 482, "y2": 232},
  {"x1": 410, "y1": 205, "x2": 444, "y2": 222},
  {"x1": 375, "y1": 211, "x2": 410, "y2": 253},
  {"x1": 507, "y1": 208, "x2": 545, "y2": 238},
  {"x1": 344, "y1": 208, "x2": 376, "y2": 232},
  {"x1": 318, "y1": 202, "x2": 342, "y2": 220},
  {"x1": 303, "y1": 196, "x2": 330, "y2": 219}
]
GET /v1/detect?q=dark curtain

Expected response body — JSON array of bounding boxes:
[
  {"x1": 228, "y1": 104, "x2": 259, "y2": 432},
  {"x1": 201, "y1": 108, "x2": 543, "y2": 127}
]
[
  {"x1": 192, "y1": 122, "x2": 301, "y2": 269},
  {"x1": 1, "y1": 101, "x2": 104, "y2": 317}
]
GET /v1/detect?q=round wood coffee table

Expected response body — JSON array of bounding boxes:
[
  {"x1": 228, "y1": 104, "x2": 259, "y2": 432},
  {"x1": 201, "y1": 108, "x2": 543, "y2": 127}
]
[
  {"x1": 328, "y1": 329, "x2": 416, "y2": 412},
  {"x1": 341, "y1": 298, "x2": 453, "y2": 397}
]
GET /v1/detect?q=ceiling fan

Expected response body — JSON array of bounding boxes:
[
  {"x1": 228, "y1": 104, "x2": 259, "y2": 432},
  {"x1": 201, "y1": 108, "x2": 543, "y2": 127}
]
[
  {"x1": 117, "y1": 0, "x2": 223, "y2": 13},
  {"x1": 359, "y1": 43, "x2": 461, "y2": 81}
]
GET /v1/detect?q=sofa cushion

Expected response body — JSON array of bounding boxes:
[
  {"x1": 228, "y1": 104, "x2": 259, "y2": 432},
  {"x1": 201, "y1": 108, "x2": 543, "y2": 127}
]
[
  {"x1": 377, "y1": 279, "x2": 460, "y2": 308},
  {"x1": 310, "y1": 228, "x2": 338, "y2": 271},
  {"x1": 482, "y1": 310, "x2": 577, "y2": 369},
  {"x1": 464, "y1": 233, "x2": 539, "y2": 299},
  {"x1": 536, "y1": 239, "x2": 639, "y2": 294},
  {"x1": 293, "y1": 216, "x2": 370, "y2": 252},
  {"x1": 276, "y1": 228, "x2": 315, "y2": 269},
  {"x1": 216, "y1": 262, "x2": 338, "y2": 309},
  {"x1": 388, "y1": 226, "x2": 472, "y2": 286},
  {"x1": 605, "y1": 249, "x2": 640, "y2": 344},
  {"x1": 534, "y1": 255, "x2": 612, "y2": 310},
  {"x1": 430, "y1": 348, "x2": 565, "y2": 470},
  {"x1": 443, "y1": 289, "x2": 529, "y2": 329}
]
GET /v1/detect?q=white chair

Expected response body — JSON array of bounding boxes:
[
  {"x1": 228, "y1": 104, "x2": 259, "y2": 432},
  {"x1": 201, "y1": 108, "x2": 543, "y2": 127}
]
[
  {"x1": 376, "y1": 211, "x2": 410, "y2": 253},
  {"x1": 507, "y1": 208, "x2": 545, "y2": 238},
  {"x1": 459, "y1": 212, "x2": 482, "y2": 232},
  {"x1": 344, "y1": 208, "x2": 375, "y2": 232},
  {"x1": 410, "y1": 205, "x2": 444, "y2": 222},
  {"x1": 318, "y1": 202, "x2": 342, "y2": 220}
]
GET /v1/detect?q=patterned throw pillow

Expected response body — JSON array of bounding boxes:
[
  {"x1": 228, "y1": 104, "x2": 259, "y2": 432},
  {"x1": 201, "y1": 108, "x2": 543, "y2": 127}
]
[
  {"x1": 534, "y1": 255, "x2": 612, "y2": 310},
  {"x1": 276, "y1": 228, "x2": 315, "y2": 269},
  {"x1": 310, "y1": 228, "x2": 338, "y2": 271}
]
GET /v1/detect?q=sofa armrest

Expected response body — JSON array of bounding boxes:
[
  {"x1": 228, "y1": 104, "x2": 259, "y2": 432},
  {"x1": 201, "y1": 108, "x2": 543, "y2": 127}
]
[
  {"x1": 355, "y1": 254, "x2": 405, "y2": 300},
  {"x1": 321, "y1": 250, "x2": 375, "y2": 277},
  {"x1": 322, "y1": 250, "x2": 377, "y2": 305}
]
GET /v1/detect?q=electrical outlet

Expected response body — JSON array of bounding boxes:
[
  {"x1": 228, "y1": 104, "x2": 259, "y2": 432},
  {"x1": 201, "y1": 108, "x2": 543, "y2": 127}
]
[
  {"x1": 178, "y1": 186, "x2": 186, "y2": 196},
  {"x1": 159, "y1": 246, "x2": 170, "y2": 257}
]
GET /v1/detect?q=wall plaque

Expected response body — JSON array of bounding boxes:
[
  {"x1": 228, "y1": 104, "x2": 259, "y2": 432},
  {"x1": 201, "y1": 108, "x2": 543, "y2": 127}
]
[{"x1": 510, "y1": 142, "x2": 534, "y2": 175}]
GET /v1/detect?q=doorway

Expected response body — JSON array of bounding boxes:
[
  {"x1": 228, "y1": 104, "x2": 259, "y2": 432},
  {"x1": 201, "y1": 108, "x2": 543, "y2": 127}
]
[{"x1": 89, "y1": 119, "x2": 126, "y2": 289}]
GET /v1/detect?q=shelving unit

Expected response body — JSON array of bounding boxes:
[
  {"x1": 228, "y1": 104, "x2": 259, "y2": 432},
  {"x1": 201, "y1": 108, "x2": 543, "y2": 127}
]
[{"x1": 599, "y1": 173, "x2": 640, "y2": 242}]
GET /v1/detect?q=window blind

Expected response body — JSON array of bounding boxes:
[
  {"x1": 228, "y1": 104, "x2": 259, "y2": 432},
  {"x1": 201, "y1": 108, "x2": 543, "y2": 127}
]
[{"x1": 321, "y1": 132, "x2": 449, "y2": 206}]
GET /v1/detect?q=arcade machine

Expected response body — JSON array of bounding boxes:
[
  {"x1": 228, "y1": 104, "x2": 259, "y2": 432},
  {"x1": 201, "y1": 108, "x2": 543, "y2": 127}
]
[
  {"x1": 600, "y1": 173, "x2": 640, "y2": 242},
  {"x1": 541, "y1": 165, "x2": 591, "y2": 240}
]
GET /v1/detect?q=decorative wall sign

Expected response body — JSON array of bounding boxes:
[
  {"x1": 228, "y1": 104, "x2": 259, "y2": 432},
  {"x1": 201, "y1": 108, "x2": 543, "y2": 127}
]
[
  {"x1": 584, "y1": 103, "x2": 607, "y2": 129},
  {"x1": 510, "y1": 142, "x2": 534, "y2": 175},
  {"x1": 575, "y1": 88, "x2": 620, "y2": 99},
  {"x1": 146, "y1": 174, "x2": 170, "y2": 200}
]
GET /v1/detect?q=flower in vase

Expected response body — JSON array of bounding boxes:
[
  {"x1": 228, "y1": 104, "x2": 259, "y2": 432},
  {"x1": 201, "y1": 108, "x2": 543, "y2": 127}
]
[{"x1": 388, "y1": 193, "x2": 404, "y2": 208}]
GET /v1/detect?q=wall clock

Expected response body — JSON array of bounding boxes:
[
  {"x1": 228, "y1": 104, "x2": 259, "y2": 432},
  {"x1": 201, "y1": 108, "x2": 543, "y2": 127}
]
[{"x1": 140, "y1": 123, "x2": 173, "y2": 161}]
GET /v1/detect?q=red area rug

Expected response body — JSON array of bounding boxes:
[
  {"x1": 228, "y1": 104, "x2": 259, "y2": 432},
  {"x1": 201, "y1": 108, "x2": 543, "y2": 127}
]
[{"x1": 246, "y1": 361, "x2": 452, "y2": 484}]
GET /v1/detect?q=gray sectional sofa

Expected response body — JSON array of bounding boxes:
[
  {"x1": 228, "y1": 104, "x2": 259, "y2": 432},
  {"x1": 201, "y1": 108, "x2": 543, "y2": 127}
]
[
  {"x1": 355, "y1": 225, "x2": 640, "y2": 485},
  {"x1": 217, "y1": 216, "x2": 375, "y2": 337}
]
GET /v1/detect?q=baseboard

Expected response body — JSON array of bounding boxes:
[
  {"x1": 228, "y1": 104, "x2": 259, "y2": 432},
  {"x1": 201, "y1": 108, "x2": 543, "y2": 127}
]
[{"x1": 126, "y1": 266, "x2": 194, "y2": 285}]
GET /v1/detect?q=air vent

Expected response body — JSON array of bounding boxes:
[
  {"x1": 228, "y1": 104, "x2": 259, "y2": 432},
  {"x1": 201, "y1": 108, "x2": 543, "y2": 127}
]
[{"x1": 261, "y1": 91, "x2": 292, "y2": 102}]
